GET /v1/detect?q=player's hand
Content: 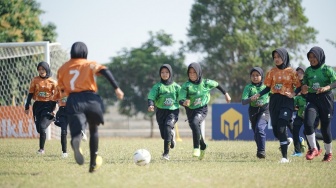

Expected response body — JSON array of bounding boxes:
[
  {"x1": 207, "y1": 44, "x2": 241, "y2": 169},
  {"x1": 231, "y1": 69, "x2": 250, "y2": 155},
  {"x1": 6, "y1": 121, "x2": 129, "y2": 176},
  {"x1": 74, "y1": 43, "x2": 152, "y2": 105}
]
[
  {"x1": 24, "y1": 109, "x2": 29, "y2": 115},
  {"x1": 301, "y1": 85, "x2": 308, "y2": 94},
  {"x1": 148, "y1": 106, "x2": 154, "y2": 112},
  {"x1": 225, "y1": 93, "x2": 231, "y2": 103},
  {"x1": 115, "y1": 88, "x2": 124, "y2": 100},
  {"x1": 284, "y1": 91, "x2": 295, "y2": 98},
  {"x1": 316, "y1": 86, "x2": 330, "y2": 94},
  {"x1": 183, "y1": 99, "x2": 190, "y2": 107},
  {"x1": 250, "y1": 94, "x2": 259, "y2": 101}
]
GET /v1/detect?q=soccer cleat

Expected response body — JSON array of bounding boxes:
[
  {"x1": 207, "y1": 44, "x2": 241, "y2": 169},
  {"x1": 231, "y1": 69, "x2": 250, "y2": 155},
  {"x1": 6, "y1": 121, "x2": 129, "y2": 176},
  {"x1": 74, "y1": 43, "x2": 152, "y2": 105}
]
[
  {"x1": 306, "y1": 148, "x2": 319, "y2": 160},
  {"x1": 170, "y1": 129, "x2": 176, "y2": 149},
  {"x1": 89, "y1": 155, "x2": 103, "y2": 173},
  {"x1": 162, "y1": 153, "x2": 170, "y2": 161},
  {"x1": 37, "y1": 149, "x2": 45, "y2": 154},
  {"x1": 71, "y1": 139, "x2": 84, "y2": 165},
  {"x1": 322, "y1": 153, "x2": 332, "y2": 162},
  {"x1": 199, "y1": 144, "x2": 207, "y2": 160},
  {"x1": 81, "y1": 130, "x2": 88, "y2": 142},
  {"x1": 279, "y1": 158, "x2": 290, "y2": 163},
  {"x1": 62, "y1": 152, "x2": 68, "y2": 158},
  {"x1": 256, "y1": 151, "x2": 266, "y2": 159},
  {"x1": 193, "y1": 148, "x2": 200, "y2": 157},
  {"x1": 317, "y1": 149, "x2": 323, "y2": 156},
  {"x1": 291, "y1": 152, "x2": 303, "y2": 157}
]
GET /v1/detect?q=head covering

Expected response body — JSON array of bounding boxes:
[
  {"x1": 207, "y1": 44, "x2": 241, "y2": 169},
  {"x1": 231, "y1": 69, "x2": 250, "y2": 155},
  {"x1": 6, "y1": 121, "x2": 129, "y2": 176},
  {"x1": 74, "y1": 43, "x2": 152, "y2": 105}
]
[
  {"x1": 249, "y1": 67, "x2": 263, "y2": 87},
  {"x1": 159, "y1": 64, "x2": 173, "y2": 85},
  {"x1": 37, "y1": 61, "x2": 51, "y2": 78},
  {"x1": 188, "y1": 62, "x2": 202, "y2": 84},
  {"x1": 307, "y1": 46, "x2": 325, "y2": 69},
  {"x1": 296, "y1": 66, "x2": 306, "y2": 72},
  {"x1": 70, "y1": 41, "x2": 88, "y2": 59},
  {"x1": 272, "y1": 48, "x2": 290, "y2": 69}
]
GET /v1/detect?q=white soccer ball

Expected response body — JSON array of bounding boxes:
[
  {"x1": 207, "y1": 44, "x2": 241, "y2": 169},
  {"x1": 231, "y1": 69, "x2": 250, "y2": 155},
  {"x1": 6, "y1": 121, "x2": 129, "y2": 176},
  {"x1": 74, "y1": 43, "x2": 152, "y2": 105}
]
[{"x1": 133, "y1": 149, "x2": 151, "y2": 166}]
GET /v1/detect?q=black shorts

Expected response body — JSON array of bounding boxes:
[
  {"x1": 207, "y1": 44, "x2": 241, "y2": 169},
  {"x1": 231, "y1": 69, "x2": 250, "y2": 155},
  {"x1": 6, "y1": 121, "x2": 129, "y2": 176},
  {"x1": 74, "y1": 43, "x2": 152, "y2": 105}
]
[{"x1": 66, "y1": 91, "x2": 104, "y2": 136}]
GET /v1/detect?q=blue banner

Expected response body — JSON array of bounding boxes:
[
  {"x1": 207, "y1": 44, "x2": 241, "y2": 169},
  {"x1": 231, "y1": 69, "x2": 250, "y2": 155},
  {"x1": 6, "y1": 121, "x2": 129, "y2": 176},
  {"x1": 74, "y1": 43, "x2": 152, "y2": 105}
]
[{"x1": 211, "y1": 103, "x2": 334, "y2": 140}]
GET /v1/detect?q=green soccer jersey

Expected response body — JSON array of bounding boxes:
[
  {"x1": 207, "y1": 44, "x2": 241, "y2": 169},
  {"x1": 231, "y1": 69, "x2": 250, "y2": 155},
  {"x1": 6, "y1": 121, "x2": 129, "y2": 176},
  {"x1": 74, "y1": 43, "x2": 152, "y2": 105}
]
[
  {"x1": 303, "y1": 64, "x2": 336, "y2": 93},
  {"x1": 178, "y1": 79, "x2": 219, "y2": 109},
  {"x1": 148, "y1": 82, "x2": 181, "y2": 110},
  {"x1": 294, "y1": 95, "x2": 306, "y2": 118},
  {"x1": 241, "y1": 84, "x2": 269, "y2": 107}
]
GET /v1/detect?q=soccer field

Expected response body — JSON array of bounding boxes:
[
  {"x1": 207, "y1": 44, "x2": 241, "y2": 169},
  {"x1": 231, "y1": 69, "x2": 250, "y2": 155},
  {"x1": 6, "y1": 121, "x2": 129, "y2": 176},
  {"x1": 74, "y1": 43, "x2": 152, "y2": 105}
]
[{"x1": 0, "y1": 138, "x2": 335, "y2": 188}]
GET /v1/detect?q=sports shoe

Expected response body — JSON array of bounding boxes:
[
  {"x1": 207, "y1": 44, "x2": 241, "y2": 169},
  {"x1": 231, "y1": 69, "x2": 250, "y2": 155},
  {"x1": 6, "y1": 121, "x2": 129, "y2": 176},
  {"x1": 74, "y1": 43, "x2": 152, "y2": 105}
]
[
  {"x1": 170, "y1": 129, "x2": 176, "y2": 149},
  {"x1": 89, "y1": 155, "x2": 103, "y2": 173},
  {"x1": 81, "y1": 130, "x2": 88, "y2": 142},
  {"x1": 193, "y1": 148, "x2": 200, "y2": 157},
  {"x1": 162, "y1": 153, "x2": 170, "y2": 161},
  {"x1": 256, "y1": 151, "x2": 266, "y2": 159},
  {"x1": 71, "y1": 139, "x2": 84, "y2": 165},
  {"x1": 199, "y1": 144, "x2": 207, "y2": 160},
  {"x1": 317, "y1": 149, "x2": 323, "y2": 156},
  {"x1": 37, "y1": 149, "x2": 45, "y2": 154},
  {"x1": 62, "y1": 152, "x2": 68, "y2": 158},
  {"x1": 322, "y1": 153, "x2": 332, "y2": 162},
  {"x1": 279, "y1": 158, "x2": 290, "y2": 163},
  {"x1": 291, "y1": 152, "x2": 303, "y2": 157},
  {"x1": 306, "y1": 148, "x2": 319, "y2": 160}
]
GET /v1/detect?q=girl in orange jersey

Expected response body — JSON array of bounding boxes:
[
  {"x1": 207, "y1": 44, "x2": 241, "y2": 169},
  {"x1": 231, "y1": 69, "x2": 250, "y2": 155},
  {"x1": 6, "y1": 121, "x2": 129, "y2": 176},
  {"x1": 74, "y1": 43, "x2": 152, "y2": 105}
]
[
  {"x1": 251, "y1": 48, "x2": 301, "y2": 163},
  {"x1": 54, "y1": 86, "x2": 69, "y2": 158},
  {"x1": 57, "y1": 42, "x2": 124, "y2": 173},
  {"x1": 25, "y1": 62, "x2": 57, "y2": 154}
]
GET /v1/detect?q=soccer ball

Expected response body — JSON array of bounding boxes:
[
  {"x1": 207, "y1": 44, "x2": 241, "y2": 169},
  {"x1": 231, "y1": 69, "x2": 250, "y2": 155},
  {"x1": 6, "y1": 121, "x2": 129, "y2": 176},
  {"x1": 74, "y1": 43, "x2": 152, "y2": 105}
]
[{"x1": 133, "y1": 149, "x2": 151, "y2": 166}]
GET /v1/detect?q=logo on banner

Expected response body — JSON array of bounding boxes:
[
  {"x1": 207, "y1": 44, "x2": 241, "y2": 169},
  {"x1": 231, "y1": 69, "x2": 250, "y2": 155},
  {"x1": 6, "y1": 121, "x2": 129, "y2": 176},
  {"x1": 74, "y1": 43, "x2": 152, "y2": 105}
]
[{"x1": 220, "y1": 108, "x2": 243, "y2": 139}]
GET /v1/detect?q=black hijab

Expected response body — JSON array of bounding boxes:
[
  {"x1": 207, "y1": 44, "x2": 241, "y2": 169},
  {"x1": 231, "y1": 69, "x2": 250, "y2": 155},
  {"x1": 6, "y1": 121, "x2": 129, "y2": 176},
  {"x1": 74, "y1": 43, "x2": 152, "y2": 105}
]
[
  {"x1": 250, "y1": 67, "x2": 263, "y2": 87},
  {"x1": 159, "y1": 64, "x2": 173, "y2": 85},
  {"x1": 307, "y1": 46, "x2": 325, "y2": 70},
  {"x1": 272, "y1": 48, "x2": 290, "y2": 70},
  {"x1": 37, "y1": 61, "x2": 51, "y2": 79},
  {"x1": 71, "y1": 41, "x2": 88, "y2": 59},
  {"x1": 188, "y1": 62, "x2": 202, "y2": 84}
]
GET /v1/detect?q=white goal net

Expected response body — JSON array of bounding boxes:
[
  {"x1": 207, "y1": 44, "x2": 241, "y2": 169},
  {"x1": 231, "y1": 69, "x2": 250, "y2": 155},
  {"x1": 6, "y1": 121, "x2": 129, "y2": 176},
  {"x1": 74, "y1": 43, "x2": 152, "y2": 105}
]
[{"x1": 0, "y1": 42, "x2": 68, "y2": 139}]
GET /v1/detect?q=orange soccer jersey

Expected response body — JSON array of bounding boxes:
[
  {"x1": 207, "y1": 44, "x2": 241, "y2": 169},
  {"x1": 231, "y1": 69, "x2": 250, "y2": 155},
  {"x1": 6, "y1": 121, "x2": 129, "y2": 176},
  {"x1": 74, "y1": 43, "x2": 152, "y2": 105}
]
[
  {"x1": 54, "y1": 85, "x2": 67, "y2": 107},
  {"x1": 28, "y1": 76, "x2": 57, "y2": 101},
  {"x1": 264, "y1": 67, "x2": 301, "y2": 95},
  {"x1": 57, "y1": 59, "x2": 107, "y2": 94}
]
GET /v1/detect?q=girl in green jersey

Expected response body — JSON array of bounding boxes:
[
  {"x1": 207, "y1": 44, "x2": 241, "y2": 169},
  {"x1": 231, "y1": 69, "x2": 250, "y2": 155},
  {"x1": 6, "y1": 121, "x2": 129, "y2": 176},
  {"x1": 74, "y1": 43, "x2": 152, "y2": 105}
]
[
  {"x1": 148, "y1": 64, "x2": 181, "y2": 160},
  {"x1": 241, "y1": 67, "x2": 269, "y2": 159},
  {"x1": 178, "y1": 62, "x2": 231, "y2": 160},
  {"x1": 301, "y1": 46, "x2": 336, "y2": 162}
]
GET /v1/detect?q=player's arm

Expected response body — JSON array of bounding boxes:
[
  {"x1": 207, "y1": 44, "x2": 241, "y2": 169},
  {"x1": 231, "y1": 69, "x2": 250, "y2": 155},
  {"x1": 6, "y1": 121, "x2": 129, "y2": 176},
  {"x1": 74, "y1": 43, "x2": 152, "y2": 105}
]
[
  {"x1": 24, "y1": 93, "x2": 33, "y2": 114},
  {"x1": 99, "y1": 69, "x2": 124, "y2": 100},
  {"x1": 251, "y1": 87, "x2": 270, "y2": 101},
  {"x1": 216, "y1": 85, "x2": 231, "y2": 103}
]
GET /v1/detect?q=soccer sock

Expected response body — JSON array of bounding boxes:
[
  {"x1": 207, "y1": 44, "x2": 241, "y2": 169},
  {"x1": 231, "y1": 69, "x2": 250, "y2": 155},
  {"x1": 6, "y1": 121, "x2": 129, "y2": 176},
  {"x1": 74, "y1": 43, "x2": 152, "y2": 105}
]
[
  {"x1": 280, "y1": 143, "x2": 288, "y2": 159},
  {"x1": 307, "y1": 133, "x2": 317, "y2": 149},
  {"x1": 61, "y1": 131, "x2": 67, "y2": 153},
  {"x1": 39, "y1": 131, "x2": 46, "y2": 150},
  {"x1": 164, "y1": 140, "x2": 169, "y2": 154},
  {"x1": 324, "y1": 143, "x2": 332, "y2": 154}
]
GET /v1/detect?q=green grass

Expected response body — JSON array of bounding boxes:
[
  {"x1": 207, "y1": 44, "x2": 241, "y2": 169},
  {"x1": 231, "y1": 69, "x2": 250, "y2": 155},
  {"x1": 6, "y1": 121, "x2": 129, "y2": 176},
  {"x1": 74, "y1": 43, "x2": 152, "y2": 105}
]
[{"x1": 0, "y1": 138, "x2": 335, "y2": 188}]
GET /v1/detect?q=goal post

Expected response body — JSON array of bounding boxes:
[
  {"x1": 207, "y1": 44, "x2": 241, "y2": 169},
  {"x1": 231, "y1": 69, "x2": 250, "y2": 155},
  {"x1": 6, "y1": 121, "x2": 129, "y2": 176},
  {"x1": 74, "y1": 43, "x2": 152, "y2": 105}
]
[{"x1": 0, "y1": 41, "x2": 68, "y2": 140}]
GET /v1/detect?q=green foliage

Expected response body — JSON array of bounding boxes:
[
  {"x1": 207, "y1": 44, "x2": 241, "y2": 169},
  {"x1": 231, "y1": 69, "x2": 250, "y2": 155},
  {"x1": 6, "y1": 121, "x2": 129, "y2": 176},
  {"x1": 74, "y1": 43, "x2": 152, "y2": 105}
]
[
  {"x1": 0, "y1": 0, "x2": 57, "y2": 42},
  {"x1": 188, "y1": 0, "x2": 318, "y2": 101},
  {"x1": 97, "y1": 31, "x2": 187, "y2": 118},
  {"x1": 1, "y1": 138, "x2": 336, "y2": 187}
]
